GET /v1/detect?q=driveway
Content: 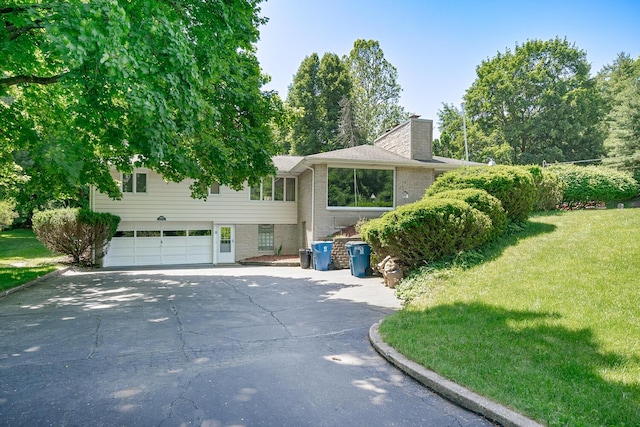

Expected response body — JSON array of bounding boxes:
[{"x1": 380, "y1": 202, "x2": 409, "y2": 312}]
[{"x1": 0, "y1": 266, "x2": 493, "y2": 426}]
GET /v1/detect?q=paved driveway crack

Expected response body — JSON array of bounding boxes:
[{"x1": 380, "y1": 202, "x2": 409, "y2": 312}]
[{"x1": 219, "y1": 276, "x2": 293, "y2": 337}]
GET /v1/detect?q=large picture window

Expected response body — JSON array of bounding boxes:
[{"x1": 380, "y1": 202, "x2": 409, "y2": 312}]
[{"x1": 327, "y1": 168, "x2": 393, "y2": 208}]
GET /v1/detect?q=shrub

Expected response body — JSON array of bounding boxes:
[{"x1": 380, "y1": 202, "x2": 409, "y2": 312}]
[
  {"x1": 0, "y1": 200, "x2": 18, "y2": 230},
  {"x1": 425, "y1": 166, "x2": 536, "y2": 222},
  {"x1": 549, "y1": 164, "x2": 639, "y2": 204},
  {"x1": 32, "y1": 208, "x2": 120, "y2": 265},
  {"x1": 360, "y1": 198, "x2": 493, "y2": 270},
  {"x1": 430, "y1": 188, "x2": 507, "y2": 238},
  {"x1": 524, "y1": 165, "x2": 566, "y2": 211}
]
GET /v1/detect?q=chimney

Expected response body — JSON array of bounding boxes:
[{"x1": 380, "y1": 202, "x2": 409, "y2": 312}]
[{"x1": 374, "y1": 116, "x2": 433, "y2": 161}]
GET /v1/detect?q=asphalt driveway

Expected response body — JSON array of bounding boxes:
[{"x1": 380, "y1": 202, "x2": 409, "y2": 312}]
[{"x1": 0, "y1": 266, "x2": 493, "y2": 426}]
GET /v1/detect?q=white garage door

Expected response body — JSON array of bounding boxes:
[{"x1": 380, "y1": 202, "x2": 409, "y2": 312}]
[{"x1": 104, "y1": 222, "x2": 213, "y2": 267}]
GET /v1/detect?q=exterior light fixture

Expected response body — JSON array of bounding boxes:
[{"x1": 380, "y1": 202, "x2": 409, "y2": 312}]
[
  {"x1": 487, "y1": 158, "x2": 496, "y2": 166},
  {"x1": 157, "y1": 215, "x2": 166, "y2": 221},
  {"x1": 403, "y1": 191, "x2": 409, "y2": 199},
  {"x1": 370, "y1": 193, "x2": 376, "y2": 200}
]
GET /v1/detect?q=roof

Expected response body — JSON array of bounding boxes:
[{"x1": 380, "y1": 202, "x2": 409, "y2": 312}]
[{"x1": 273, "y1": 146, "x2": 485, "y2": 174}]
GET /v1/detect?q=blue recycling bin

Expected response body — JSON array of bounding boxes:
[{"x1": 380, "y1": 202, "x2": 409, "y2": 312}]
[
  {"x1": 345, "y1": 241, "x2": 371, "y2": 277},
  {"x1": 311, "y1": 241, "x2": 333, "y2": 271}
]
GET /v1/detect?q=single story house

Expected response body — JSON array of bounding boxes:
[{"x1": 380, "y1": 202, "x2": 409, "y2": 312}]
[{"x1": 91, "y1": 116, "x2": 475, "y2": 267}]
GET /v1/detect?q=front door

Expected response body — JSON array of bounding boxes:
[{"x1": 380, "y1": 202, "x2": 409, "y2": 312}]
[{"x1": 215, "y1": 225, "x2": 235, "y2": 264}]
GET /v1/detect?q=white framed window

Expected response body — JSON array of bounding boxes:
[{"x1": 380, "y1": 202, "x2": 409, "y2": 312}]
[
  {"x1": 122, "y1": 172, "x2": 147, "y2": 194},
  {"x1": 258, "y1": 224, "x2": 274, "y2": 251},
  {"x1": 250, "y1": 177, "x2": 296, "y2": 202},
  {"x1": 210, "y1": 181, "x2": 220, "y2": 195}
]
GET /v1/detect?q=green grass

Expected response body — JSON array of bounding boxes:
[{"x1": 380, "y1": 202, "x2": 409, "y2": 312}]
[
  {"x1": 0, "y1": 229, "x2": 65, "y2": 292},
  {"x1": 381, "y1": 209, "x2": 640, "y2": 426}
]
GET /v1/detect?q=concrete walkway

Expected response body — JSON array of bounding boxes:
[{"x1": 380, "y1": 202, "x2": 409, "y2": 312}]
[{"x1": 0, "y1": 266, "x2": 494, "y2": 426}]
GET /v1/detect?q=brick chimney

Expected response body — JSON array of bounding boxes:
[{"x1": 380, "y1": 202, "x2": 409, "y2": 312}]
[{"x1": 373, "y1": 116, "x2": 433, "y2": 161}]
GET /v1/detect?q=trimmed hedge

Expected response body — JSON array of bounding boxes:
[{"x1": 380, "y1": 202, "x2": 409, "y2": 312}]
[
  {"x1": 425, "y1": 166, "x2": 536, "y2": 223},
  {"x1": 548, "y1": 164, "x2": 638, "y2": 204},
  {"x1": 360, "y1": 198, "x2": 493, "y2": 269},
  {"x1": 524, "y1": 165, "x2": 566, "y2": 211},
  {"x1": 32, "y1": 208, "x2": 120, "y2": 265},
  {"x1": 430, "y1": 188, "x2": 507, "y2": 238}
]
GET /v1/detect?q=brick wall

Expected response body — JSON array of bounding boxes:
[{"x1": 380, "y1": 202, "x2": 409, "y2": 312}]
[{"x1": 374, "y1": 117, "x2": 433, "y2": 161}]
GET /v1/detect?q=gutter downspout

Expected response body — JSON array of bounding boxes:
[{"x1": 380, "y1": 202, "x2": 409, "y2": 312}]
[{"x1": 303, "y1": 165, "x2": 315, "y2": 246}]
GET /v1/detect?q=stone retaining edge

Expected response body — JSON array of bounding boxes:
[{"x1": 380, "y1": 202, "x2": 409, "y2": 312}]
[
  {"x1": 369, "y1": 320, "x2": 544, "y2": 427},
  {"x1": 1, "y1": 267, "x2": 70, "y2": 299}
]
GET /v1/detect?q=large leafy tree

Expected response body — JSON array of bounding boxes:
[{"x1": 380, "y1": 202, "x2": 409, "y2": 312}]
[
  {"x1": 286, "y1": 53, "x2": 351, "y2": 155},
  {"x1": 345, "y1": 39, "x2": 406, "y2": 145},
  {"x1": 464, "y1": 38, "x2": 605, "y2": 165},
  {"x1": 598, "y1": 53, "x2": 640, "y2": 181},
  {"x1": 1, "y1": 0, "x2": 280, "y2": 213},
  {"x1": 436, "y1": 103, "x2": 513, "y2": 164}
]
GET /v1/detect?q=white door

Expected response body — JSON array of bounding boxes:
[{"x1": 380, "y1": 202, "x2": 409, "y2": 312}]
[{"x1": 215, "y1": 225, "x2": 235, "y2": 264}]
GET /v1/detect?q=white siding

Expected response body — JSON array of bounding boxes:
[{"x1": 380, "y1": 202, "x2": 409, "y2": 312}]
[{"x1": 94, "y1": 169, "x2": 297, "y2": 224}]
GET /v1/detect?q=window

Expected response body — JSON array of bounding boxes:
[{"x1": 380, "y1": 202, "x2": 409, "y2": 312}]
[
  {"x1": 250, "y1": 177, "x2": 296, "y2": 202},
  {"x1": 258, "y1": 224, "x2": 274, "y2": 251},
  {"x1": 327, "y1": 167, "x2": 393, "y2": 208},
  {"x1": 210, "y1": 181, "x2": 220, "y2": 195},
  {"x1": 122, "y1": 172, "x2": 147, "y2": 194},
  {"x1": 188, "y1": 229, "x2": 212, "y2": 237}
]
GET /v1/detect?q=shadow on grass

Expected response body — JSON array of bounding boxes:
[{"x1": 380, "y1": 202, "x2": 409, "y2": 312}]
[{"x1": 382, "y1": 302, "x2": 640, "y2": 426}]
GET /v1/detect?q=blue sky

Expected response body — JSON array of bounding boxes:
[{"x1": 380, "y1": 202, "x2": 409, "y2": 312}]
[{"x1": 255, "y1": 0, "x2": 640, "y2": 137}]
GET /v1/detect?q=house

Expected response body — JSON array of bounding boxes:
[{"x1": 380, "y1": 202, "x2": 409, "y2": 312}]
[{"x1": 91, "y1": 116, "x2": 475, "y2": 267}]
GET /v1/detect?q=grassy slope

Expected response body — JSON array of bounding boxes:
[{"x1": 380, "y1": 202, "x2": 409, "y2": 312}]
[
  {"x1": 0, "y1": 229, "x2": 65, "y2": 292},
  {"x1": 380, "y1": 209, "x2": 640, "y2": 426}
]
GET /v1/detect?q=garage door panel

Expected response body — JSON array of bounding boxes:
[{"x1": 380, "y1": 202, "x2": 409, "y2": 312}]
[{"x1": 103, "y1": 222, "x2": 213, "y2": 267}]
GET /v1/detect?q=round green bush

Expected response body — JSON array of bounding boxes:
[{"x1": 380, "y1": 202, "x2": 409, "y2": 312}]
[
  {"x1": 425, "y1": 166, "x2": 536, "y2": 223},
  {"x1": 549, "y1": 165, "x2": 639, "y2": 203},
  {"x1": 430, "y1": 188, "x2": 506, "y2": 237},
  {"x1": 360, "y1": 198, "x2": 493, "y2": 269},
  {"x1": 524, "y1": 165, "x2": 566, "y2": 211}
]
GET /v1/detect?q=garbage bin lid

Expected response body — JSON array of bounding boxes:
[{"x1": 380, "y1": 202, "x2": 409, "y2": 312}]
[{"x1": 345, "y1": 241, "x2": 367, "y2": 246}]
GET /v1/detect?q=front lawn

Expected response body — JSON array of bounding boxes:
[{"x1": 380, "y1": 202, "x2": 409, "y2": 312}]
[
  {"x1": 380, "y1": 209, "x2": 640, "y2": 426},
  {"x1": 0, "y1": 229, "x2": 66, "y2": 292}
]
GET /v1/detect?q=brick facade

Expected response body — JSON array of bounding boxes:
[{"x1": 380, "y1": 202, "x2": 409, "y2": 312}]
[{"x1": 374, "y1": 117, "x2": 433, "y2": 161}]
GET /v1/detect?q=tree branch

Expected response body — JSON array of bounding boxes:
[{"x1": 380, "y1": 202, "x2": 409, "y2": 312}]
[
  {"x1": 6, "y1": 21, "x2": 44, "y2": 41},
  {"x1": 0, "y1": 72, "x2": 67, "y2": 87}
]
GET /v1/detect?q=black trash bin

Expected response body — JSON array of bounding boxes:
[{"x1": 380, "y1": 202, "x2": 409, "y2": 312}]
[{"x1": 299, "y1": 248, "x2": 312, "y2": 269}]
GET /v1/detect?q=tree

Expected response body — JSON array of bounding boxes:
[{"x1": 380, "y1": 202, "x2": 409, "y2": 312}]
[
  {"x1": 345, "y1": 39, "x2": 407, "y2": 145},
  {"x1": 1, "y1": 0, "x2": 280, "y2": 213},
  {"x1": 598, "y1": 53, "x2": 640, "y2": 181},
  {"x1": 286, "y1": 53, "x2": 352, "y2": 155},
  {"x1": 464, "y1": 38, "x2": 605, "y2": 165},
  {"x1": 436, "y1": 103, "x2": 513, "y2": 164}
]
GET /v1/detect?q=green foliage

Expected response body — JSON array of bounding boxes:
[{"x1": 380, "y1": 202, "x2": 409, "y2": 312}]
[
  {"x1": 360, "y1": 198, "x2": 493, "y2": 269},
  {"x1": 524, "y1": 165, "x2": 567, "y2": 211},
  {"x1": 32, "y1": 208, "x2": 120, "y2": 265},
  {"x1": 462, "y1": 37, "x2": 605, "y2": 165},
  {"x1": 425, "y1": 166, "x2": 536, "y2": 222},
  {"x1": 436, "y1": 103, "x2": 514, "y2": 164},
  {"x1": 429, "y1": 189, "x2": 506, "y2": 238},
  {"x1": 598, "y1": 53, "x2": 640, "y2": 182},
  {"x1": 286, "y1": 53, "x2": 352, "y2": 155},
  {"x1": 549, "y1": 164, "x2": 638, "y2": 203},
  {"x1": 1, "y1": 0, "x2": 280, "y2": 213},
  {"x1": 0, "y1": 200, "x2": 18, "y2": 230},
  {"x1": 346, "y1": 39, "x2": 407, "y2": 144}
]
